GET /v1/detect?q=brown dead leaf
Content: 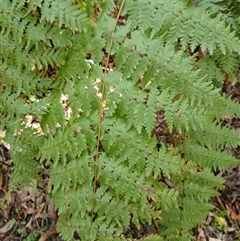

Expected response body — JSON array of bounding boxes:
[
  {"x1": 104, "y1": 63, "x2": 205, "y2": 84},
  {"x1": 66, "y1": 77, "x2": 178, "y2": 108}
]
[
  {"x1": 208, "y1": 238, "x2": 221, "y2": 241},
  {"x1": 39, "y1": 228, "x2": 58, "y2": 241},
  {"x1": 34, "y1": 212, "x2": 45, "y2": 220},
  {"x1": 222, "y1": 234, "x2": 233, "y2": 241},
  {"x1": 34, "y1": 202, "x2": 46, "y2": 220},
  {"x1": 0, "y1": 220, "x2": 14, "y2": 234},
  {"x1": 197, "y1": 226, "x2": 206, "y2": 241},
  {"x1": 26, "y1": 207, "x2": 35, "y2": 215},
  {"x1": 226, "y1": 204, "x2": 240, "y2": 225},
  {"x1": 0, "y1": 172, "x2": 3, "y2": 191},
  {"x1": 28, "y1": 180, "x2": 38, "y2": 200},
  {"x1": 18, "y1": 195, "x2": 32, "y2": 205},
  {"x1": 25, "y1": 216, "x2": 33, "y2": 229},
  {"x1": 1, "y1": 140, "x2": 10, "y2": 150},
  {"x1": 47, "y1": 202, "x2": 57, "y2": 220}
]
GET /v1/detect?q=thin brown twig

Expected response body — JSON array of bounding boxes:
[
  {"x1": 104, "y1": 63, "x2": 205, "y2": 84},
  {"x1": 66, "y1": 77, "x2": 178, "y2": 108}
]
[
  {"x1": 91, "y1": 0, "x2": 127, "y2": 231},
  {"x1": 0, "y1": 159, "x2": 11, "y2": 167}
]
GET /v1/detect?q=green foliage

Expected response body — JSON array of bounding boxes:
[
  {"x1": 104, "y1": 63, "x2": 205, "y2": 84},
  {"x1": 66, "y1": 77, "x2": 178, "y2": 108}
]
[
  {"x1": 194, "y1": 0, "x2": 240, "y2": 36},
  {"x1": 1, "y1": 0, "x2": 240, "y2": 241}
]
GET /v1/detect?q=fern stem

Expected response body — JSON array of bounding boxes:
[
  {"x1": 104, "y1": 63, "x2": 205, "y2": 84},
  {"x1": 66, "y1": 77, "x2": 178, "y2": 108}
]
[
  {"x1": 91, "y1": 0, "x2": 127, "y2": 231},
  {"x1": 179, "y1": 132, "x2": 187, "y2": 237}
]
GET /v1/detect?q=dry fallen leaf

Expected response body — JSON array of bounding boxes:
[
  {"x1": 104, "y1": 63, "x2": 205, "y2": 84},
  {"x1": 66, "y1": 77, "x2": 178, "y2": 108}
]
[
  {"x1": 0, "y1": 172, "x2": 3, "y2": 190},
  {"x1": 208, "y1": 237, "x2": 221, "y2": 241},
  {"x1": 39, "y1": 228, "x2": 58, "y2": 241},
  {"x1": 25, "y1": 216, "x2": 33, "y2": 229},
  {"x1": 47, "y1": 202, "x2": 57, "y2": 220},
  {"x1": 0, "y1": 220, "x2": 14, "y2": 234},
  {"x1": 28, "y1": 179, "x2": 38, "y2": 200}
]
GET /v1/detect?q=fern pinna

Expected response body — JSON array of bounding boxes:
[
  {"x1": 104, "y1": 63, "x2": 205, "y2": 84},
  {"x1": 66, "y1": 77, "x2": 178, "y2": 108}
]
[{"x1": 1, "y1": 0, "x2": 240, "y2": 240}]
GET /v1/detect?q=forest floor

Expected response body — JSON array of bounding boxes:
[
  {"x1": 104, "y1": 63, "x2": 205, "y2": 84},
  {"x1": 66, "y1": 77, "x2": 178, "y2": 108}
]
[{"x1": 1, "y1": 80, "x2": 240, "y2": 241}]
